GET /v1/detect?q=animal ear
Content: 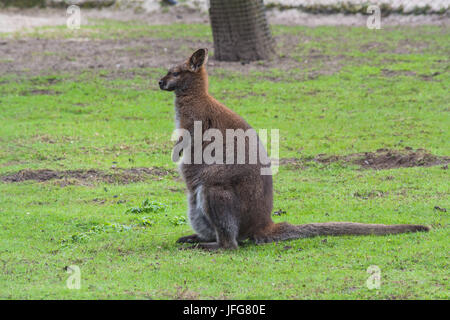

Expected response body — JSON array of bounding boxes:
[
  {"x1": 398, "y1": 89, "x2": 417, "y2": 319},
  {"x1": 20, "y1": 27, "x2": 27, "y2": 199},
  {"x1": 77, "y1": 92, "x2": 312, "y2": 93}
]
[{"x1": 188, "y1": 48, "x2": 208, "y2": 72}]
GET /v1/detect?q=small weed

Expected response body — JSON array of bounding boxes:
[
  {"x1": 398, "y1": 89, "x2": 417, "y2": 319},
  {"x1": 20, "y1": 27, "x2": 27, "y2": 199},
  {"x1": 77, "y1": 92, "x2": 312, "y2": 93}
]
[
  {"x1": 169, "y1": 215, "x2": 187, "y2": 226},
  {"x1": 61, "y1": 222, "x2": 132, "y2": 245},
  {"x1": 135, "y1": 216, "x2": 154, "y2": 227},
  {"x1": 125, "y1": 199, "x2": 167, "y2": 214}
]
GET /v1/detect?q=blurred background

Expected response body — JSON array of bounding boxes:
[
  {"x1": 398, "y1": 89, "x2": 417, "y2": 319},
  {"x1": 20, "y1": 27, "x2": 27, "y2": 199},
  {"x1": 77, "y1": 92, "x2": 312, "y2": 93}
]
[{"x1": 0, "y1": 0, "x2": 448, "y2": 74}]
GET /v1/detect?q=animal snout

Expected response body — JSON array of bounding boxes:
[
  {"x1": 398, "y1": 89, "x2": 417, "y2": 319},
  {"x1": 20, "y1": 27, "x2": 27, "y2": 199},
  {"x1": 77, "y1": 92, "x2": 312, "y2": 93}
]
[{"x1": 158, "y1": 79, "x2": 165, "y2": 89}]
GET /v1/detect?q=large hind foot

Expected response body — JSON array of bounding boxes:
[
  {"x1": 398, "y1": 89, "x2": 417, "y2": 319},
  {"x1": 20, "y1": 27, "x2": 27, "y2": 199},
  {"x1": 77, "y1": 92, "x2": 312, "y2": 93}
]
[{"x1": 176, "y1": 234, "x2": 206, "y2": 243}]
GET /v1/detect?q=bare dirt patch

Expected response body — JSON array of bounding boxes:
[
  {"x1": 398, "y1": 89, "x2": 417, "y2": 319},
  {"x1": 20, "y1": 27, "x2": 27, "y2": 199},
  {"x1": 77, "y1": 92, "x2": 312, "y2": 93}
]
[
  {"x1": 1, "y1": 166, "x2": 175, "y2": 185},
  {"x1": 381, "y1": 68, "x2": 417, "y2": 77},
  {"x1": 0, "y1": 35, "x2": 343, "y2": 81},
  {"x1": 1, "y1": 8, "x2": 446, "y2": 79},
  {"x1": 380, "y1": 68, "x2": 443, "y2": 82},
  {"x1": 353, "y1": 190, "x2": 388, "y2": 199},
  {"x1": 20, "y1": 88, "x2": 61, "y2": 95},
  {"x1": 281, "y1": 148, "x2": 450, "y2": 170}
]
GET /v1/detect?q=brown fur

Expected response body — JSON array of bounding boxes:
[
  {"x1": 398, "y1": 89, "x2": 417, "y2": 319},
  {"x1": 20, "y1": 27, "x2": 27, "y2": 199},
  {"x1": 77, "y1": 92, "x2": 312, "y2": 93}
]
[{"x1": 159, "y1": 48, "x2": 430, "y2": 250}]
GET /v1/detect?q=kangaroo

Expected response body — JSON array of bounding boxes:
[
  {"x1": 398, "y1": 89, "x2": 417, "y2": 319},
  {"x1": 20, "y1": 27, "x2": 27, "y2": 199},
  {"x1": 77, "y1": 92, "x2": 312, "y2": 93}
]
[{"x1": 158, "y1": 48, "x2": 430, "y2": 250}]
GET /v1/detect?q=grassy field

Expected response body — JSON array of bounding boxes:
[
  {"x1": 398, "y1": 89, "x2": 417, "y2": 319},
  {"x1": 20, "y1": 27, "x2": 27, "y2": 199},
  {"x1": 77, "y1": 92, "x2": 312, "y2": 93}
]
[{"x1": 0, "y1": 19, "x2": 449, "y2": 299}]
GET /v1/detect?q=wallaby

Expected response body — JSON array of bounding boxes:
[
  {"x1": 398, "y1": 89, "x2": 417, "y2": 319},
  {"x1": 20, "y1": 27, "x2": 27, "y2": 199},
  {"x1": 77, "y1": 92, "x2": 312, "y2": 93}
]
[{"x1": 158, "y1": 48, "x2": 430, "y2": 250}]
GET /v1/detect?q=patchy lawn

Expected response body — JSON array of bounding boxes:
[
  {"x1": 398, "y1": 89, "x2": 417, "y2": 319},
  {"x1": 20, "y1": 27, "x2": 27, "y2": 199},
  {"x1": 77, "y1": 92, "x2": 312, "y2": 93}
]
[{"x1": 0, "y1": 19, "x2": 448, "y2": 299}]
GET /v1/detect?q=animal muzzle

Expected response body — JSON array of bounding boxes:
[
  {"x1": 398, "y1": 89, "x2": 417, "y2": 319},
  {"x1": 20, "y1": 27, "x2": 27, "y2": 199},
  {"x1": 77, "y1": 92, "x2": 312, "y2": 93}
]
[{"x1": 158, "y1": 79, "x2": 166, "y2": 90}]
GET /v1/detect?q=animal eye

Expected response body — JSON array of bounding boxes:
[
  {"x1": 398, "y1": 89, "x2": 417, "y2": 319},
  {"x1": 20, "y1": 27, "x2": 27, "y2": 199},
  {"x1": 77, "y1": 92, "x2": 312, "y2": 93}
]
[{"x1": 172, "y1": 72, "x2": 180, "y2": 76}]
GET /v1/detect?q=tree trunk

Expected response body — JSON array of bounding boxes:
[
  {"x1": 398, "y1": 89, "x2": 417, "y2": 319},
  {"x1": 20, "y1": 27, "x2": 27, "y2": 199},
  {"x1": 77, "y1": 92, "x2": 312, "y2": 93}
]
[{"x1": 209, "y1": 0, "x2": 275, "y2": 62}]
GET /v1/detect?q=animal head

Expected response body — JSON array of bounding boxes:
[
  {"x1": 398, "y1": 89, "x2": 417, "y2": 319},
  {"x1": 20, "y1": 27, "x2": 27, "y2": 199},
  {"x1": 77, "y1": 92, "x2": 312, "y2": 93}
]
[{"x1": 159, "y1": 48, "x2": 209, "y2": 92}]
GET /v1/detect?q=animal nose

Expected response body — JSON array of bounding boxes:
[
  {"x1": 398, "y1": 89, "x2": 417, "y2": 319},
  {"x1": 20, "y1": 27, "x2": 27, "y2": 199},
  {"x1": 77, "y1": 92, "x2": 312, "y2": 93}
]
[{"x1": 158, "y1": 80, "x2": 164, "y2": 87}]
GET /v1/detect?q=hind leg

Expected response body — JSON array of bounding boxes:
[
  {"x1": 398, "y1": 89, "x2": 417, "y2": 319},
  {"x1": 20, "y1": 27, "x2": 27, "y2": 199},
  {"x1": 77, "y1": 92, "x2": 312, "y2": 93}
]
[
  {"x1": 177, "y1": 188, "x2": 216, "y2": 245},
  {"x1": 177, "y1": 207, "x2": 216, "y2": 244},
  {"x1": 196, "y1": 186, "x2": 240, "y2": 250}
]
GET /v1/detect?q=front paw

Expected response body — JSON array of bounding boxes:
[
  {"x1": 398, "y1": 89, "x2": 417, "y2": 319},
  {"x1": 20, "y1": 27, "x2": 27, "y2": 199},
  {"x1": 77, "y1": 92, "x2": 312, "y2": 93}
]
[{"x1": 176, "y1": 234, "x2": 201, "y2": 243}]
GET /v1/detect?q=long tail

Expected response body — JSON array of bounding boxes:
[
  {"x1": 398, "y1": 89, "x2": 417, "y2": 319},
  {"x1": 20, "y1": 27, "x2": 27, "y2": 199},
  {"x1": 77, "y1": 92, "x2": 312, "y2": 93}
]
[{"x1": 254, "y1": 222, "x2": 430, "y2": 243}]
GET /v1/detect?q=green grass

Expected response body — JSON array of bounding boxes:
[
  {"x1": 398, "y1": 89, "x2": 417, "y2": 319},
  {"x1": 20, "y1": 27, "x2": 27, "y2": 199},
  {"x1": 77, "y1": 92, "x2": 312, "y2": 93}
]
[{"x1": 0, "y1": 21, "x2": 449, "y2": 299}]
